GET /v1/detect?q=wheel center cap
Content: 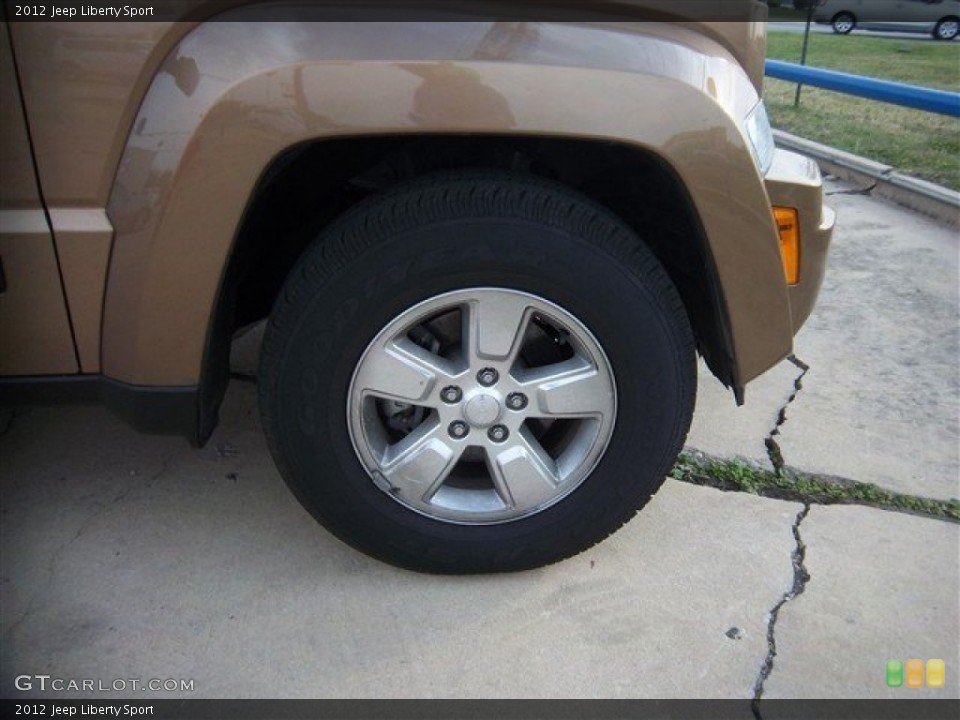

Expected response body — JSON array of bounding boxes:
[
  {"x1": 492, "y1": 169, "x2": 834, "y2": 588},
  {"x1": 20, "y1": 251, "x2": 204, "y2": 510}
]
[{"x1": 463, "y1": 393, "x2": 502, "y2": 428}]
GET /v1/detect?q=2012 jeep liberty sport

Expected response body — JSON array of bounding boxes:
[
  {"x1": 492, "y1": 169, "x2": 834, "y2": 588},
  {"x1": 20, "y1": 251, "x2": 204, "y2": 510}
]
[{"x1": 0, "y1": 1, "x2": 834, "y2": 572}]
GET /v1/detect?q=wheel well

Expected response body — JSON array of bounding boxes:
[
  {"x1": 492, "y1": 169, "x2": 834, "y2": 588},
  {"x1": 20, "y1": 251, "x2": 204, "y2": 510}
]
[{"x1": 200, "y1": 135, "x2": 736, "y2": 440}]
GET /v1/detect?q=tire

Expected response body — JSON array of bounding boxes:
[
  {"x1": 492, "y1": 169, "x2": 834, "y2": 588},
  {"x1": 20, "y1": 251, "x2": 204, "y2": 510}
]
[
  {"x1": 259, "y1": 171, "x2": 696, "y2": 573},
  {"x1": 933, "y1": 18, "x2": 959, "y2": 41},
  {"x1": 832, "y1": 12, "x2": 855, "y2": 34}
]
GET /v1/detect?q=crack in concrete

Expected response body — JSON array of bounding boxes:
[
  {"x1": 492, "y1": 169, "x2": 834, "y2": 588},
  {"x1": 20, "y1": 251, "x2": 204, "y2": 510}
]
[
  {"x1": 675, "y1": 449, "x2": 959, "y2": 524},
  {"x1": 764, "y1": 355, "x2": 810, "y2": 476},
  {"x1": 751, "y1": 503, "x2": 811, "y2": 719}
]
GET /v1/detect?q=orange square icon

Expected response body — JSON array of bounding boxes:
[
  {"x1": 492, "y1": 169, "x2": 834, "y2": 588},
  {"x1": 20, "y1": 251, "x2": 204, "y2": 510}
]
[
  {"x1": 905, "y1": 659, "x2": 924, "y2": 688},
  {"x1": 927, "y1": 659, "x2": 945, "y2": 688}
]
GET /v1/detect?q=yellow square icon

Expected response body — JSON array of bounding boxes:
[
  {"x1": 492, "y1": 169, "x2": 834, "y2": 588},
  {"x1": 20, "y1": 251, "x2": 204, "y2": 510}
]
[
  {"x1": 905, "y1": 659, "x2": 924, "y2": 688},
  {"x1": 927, "y1": 659, "x2": 945, "y2": 688}
]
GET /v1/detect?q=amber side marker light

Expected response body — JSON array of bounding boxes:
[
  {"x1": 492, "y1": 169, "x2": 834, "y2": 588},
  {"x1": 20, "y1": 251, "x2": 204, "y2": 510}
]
[{"x1": 773, "y1": 206, "x2": 800, "y2": 286}]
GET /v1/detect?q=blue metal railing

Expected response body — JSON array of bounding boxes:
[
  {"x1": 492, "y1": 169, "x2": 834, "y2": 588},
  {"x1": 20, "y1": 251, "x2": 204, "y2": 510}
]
[{"x1": 765, "y1": 59, "x2": 960, "y2": 118}]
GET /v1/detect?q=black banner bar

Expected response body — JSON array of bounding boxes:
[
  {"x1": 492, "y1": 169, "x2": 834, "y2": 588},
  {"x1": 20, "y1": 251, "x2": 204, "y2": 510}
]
[
  {"x1": 3, "y1": 699, "x2": 960, "y2": 720},
  {"x1": 2, "y1": 0, "x2": 766, "y2": 23}
]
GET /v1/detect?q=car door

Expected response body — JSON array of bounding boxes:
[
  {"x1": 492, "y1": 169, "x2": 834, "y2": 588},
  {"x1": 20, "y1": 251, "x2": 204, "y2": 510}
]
[
  {"x1": 868, "y1": 0, "x2": 941, "y2": 30},
  {"x1": 0, "y1": 21, "x2": 79, "y2": 376},
  {"x1": 859, "y1": 0, "x2": 902, "y2": 22},
  {"x1": 896, "y1": 0, "x2": 943, "y2": 21}
]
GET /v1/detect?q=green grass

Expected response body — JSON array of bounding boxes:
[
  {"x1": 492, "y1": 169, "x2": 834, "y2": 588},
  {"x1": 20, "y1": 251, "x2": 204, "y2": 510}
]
[
  {"x1": 768, "y1": 30, "x2": 960, "y2": 90},
  {"x1": 765, "y1": 30, "x2": 960, "y2": 189},
  {"x1": 672, "y1": 451, "x2": 960, "y2": 522}
]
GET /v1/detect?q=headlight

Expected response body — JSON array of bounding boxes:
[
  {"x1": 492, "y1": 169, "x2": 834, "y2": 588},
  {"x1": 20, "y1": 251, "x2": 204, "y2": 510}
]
[{"x1": 745, "y1": 100, "x2": 775, "y2": 175}]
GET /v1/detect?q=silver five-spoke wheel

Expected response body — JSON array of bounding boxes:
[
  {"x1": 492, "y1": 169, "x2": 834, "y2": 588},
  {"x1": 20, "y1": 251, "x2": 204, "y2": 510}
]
[{"x1": 348, "y1": 288, "x2": 616, "y2": 524}]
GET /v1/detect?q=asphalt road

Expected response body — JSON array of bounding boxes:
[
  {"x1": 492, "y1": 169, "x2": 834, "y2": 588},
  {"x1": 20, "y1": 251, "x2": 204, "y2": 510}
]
[
  {"x1": 1, "y1": 175, "x2": 957, "y2": 704},
  {"x1": 770, "y1": 20, "x2": 946, "y2": 41}
]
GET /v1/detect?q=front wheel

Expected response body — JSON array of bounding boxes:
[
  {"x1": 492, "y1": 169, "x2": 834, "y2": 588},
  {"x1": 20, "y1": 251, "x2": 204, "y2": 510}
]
[
  {"x1": 832, "y1": 12, "x2": 856, "y2": 34},
  {"x1": 258, "y1": 172, "x2": 696, "y2": 573},
  {"x1": 933, "y1": 18, "x2": 959, "y2": 41}
]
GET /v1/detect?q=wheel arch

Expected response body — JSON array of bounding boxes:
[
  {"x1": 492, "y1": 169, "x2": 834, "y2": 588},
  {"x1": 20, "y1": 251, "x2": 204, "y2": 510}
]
[{"x1": 201, "y1": 134, "x2": 741, "y2": 443}]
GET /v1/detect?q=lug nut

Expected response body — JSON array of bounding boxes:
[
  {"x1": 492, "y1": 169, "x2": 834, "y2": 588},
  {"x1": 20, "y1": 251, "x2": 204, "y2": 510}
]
[
  {"x1": 441, "y1": 385, "x2": 462, "y2": 404},
  {"x1": 488, "y1": 425, "x2": 509, "y2": 443},
  {"x1": 448, "y1": 421, "x2": 469, "y2": 439},
  {"x1": 477, "y1": 367, "x2": 499, "y2": 386},
  {"x1": 506, "y1": 392, "x2": 528, "y2": 411}
]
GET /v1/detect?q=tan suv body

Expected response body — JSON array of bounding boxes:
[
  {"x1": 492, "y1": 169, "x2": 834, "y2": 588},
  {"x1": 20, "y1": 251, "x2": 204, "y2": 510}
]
[{"x1": 0, "y1": 1, "x2": 834, "y2": 572}]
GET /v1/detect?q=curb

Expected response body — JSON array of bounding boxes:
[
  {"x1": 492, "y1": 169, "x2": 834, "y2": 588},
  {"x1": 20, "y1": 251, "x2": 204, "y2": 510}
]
[{"x1": 773, "y1": 130, "x2": 960, "y2": 226}]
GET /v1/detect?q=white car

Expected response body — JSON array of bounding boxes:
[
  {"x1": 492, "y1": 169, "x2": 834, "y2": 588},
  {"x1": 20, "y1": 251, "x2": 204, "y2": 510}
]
[{"x1": 814, "y1": 0, "x2": 960, "y2": 39}]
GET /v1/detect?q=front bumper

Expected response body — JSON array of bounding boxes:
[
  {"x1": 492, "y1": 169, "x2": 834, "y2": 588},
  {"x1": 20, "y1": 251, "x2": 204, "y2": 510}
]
[{"x1": 764, "y1": 148, "x2": 836, "y2": 333}]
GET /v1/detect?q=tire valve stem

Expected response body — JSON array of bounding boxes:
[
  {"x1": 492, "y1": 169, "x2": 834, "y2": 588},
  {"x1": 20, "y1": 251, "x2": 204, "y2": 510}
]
[{"x1": 371, "y1": 471, "x2": 395, "y2": 494}]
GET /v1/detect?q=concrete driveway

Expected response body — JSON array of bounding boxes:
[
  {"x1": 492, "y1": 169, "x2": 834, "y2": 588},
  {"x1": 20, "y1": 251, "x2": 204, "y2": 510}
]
[{"x1": 1, "y1": 177, "x2": 957, "y2": 708}]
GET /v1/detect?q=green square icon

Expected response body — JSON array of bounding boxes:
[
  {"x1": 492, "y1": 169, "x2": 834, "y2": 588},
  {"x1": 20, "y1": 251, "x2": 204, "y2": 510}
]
[{"x1": 886, "y1": 659, "x2": 904, "y2": 687}]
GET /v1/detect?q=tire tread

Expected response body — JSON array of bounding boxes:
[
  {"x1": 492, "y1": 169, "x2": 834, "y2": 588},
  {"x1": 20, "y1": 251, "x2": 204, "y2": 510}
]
[{"x1": 259, "y1": 170, "x2": 696, "y2": 573}]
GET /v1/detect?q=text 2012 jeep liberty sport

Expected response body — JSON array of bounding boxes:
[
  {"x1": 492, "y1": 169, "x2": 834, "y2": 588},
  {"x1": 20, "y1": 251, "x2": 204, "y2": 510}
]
[{"x1": 0, "y1": 1, "x2": 834, "y2": 572}]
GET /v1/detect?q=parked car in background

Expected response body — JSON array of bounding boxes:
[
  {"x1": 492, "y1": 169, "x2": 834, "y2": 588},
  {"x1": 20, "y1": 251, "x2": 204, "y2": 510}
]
[{"x1": 814, "y1": 0, "x2": 960, "y2": 39}]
